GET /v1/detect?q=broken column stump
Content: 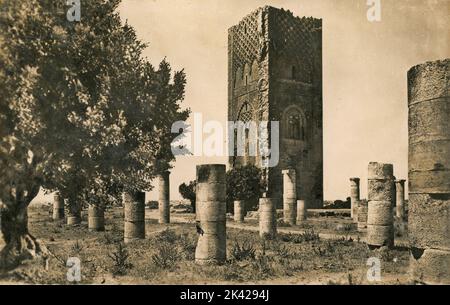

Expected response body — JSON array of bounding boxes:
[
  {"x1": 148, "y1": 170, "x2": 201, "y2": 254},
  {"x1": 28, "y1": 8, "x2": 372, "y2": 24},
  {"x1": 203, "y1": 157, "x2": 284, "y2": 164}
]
[
  {"x1": 367, "y1": 162, "x2": 395, "y2": 248},
  {"x1": 123, "y1": 191, "x2": 145, "y2": 243},
  {"x1": 234, "y1": 200, "x2": 245, "y2": 223},
  {"x1": 195, "y1": 164, "x2": 226, "y2": 265},
  {"x1": 408, "y1": 59, "x2": 450, "y2": 284},
  {"x1": 88, "y1": 204, "x2": 105, "y2": 232},
  {"x1": 296, "y1": 199, "x2": 307, "y2": 224},
  {"x1": 259, "y1": 197, "x2": 277, "y2": 239}
]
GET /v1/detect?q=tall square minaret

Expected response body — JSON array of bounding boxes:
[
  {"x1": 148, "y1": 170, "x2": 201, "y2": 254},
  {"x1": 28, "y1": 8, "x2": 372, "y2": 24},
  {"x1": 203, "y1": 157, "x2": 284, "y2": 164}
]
[{"x1": 228, "y1": 6, "x2": 323, "y2": 208}]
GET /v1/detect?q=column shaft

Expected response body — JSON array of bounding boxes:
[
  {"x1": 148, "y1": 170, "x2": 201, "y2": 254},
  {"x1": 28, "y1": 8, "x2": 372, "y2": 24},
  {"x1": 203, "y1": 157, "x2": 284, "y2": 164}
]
[{"x1": 195, "y1": 164, "x2": 226, "y2": 265}]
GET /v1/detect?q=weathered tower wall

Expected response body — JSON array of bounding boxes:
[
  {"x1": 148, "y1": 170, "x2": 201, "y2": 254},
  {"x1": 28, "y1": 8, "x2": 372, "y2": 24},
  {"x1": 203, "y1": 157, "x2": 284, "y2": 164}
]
[{"x1": 228, "y1": 6, "x2": 323, "y2": 208}]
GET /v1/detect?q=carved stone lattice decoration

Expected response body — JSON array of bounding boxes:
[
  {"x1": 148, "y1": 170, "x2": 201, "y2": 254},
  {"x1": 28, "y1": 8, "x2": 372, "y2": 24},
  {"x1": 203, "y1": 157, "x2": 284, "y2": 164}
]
[
  {"x1": 237, "y1": 102, "x2": 254, "y2": 122},
  {"x1": 230, "y1": 10, "x2": 260, "y2": 74}
]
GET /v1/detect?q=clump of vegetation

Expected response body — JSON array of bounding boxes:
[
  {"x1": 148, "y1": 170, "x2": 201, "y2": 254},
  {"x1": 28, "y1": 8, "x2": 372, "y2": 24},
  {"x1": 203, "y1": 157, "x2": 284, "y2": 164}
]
[
  {"x1": 300, "y1": 228, "x2": 320, "y2": 242},
  {"x1": 155, "y1": 228, "x2": 179, "y2": 244},
  {"x1": 277, "y1": 219, "x2": 292, "y2": 227},
  {"x1": 280, "y1": 233, "x2": 301, "y2": 243},
  {"x1": 336, "y1": 223, "x2": 355, "y2": 232},
  {"x1": 272, "y1": 242, "x2": 291, "y2": 259},
  {"x1": 146, "y1": 201, "x2": 159, "y2": 209},
  {"x1": 230, "y1": 239, "x2": 256, "y2": 261},
  {"x1": 250, "y1": 255, "x2": 273, "y2": 279},
  {"x1": 70, "y1": 240, "x2": 84, "y2": 255},
  {"x1": 102, "y1": 232, "x2": 120, "y2": 245},
  {"x1": 108, "y1": 243, "x2": 133, "y2": 276},
  {"x1": 226, "y1": 165, "x2": 264, "y2": 212},
  {"x1": 222, "y1": 262, "x2": 243, "y2": 281},
  {"x1": 312, "y1": 243, "x2": 329, "y2": 257},
  {"x1": 151, "y1": 243, "x2": 181, "y2": 270},
  {"x1": 279, "y1": 228, "x2": 320, "y2": 244},
  {"x1": 324, "y1": 198, "x2": 351, "y2": 209},
  {"x1": 179, "y1": 181, "x2": 197, "y2": 213},
  {"x1": 178, "y1": 233, "x2": 196, "y2": 260}
]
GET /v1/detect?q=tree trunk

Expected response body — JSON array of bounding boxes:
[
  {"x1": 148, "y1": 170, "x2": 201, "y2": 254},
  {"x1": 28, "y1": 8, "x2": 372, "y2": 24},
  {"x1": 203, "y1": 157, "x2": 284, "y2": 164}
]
[{"x1": 0, "y1": 205, "x2": 48, "y2": 270}]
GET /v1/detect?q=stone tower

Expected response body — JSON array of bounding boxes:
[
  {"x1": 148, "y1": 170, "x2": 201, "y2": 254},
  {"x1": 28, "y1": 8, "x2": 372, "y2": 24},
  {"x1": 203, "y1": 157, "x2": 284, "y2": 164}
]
[{"x1": 228, "y1": 6, "x2": 323, "y2": 208}]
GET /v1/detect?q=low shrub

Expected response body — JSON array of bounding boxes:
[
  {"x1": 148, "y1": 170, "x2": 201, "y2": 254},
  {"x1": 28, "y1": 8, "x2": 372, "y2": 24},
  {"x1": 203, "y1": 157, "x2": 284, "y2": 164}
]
[{"x1": 108, "y1": 243, "x2": 133, "y2": 276}]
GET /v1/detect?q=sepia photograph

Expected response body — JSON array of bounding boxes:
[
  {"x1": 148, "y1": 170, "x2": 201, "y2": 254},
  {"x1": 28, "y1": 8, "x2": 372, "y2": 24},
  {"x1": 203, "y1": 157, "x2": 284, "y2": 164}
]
[{"x1": 0, "y1": 0, "x2": 449, "y2": 293}]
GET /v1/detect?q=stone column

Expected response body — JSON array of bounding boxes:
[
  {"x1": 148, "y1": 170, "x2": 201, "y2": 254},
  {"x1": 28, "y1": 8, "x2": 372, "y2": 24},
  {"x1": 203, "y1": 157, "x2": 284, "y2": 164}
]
[
  {"x1": 158, "y1": 171, "x2": 170, "y2": 224},
  {"x1": 367, "y1": 162, "x2": 395, "y2": 248},
  {"x1": 66, "y1": 198, "x2": 82, "y2": 225},
  {"x1": 357, "y1": 200, "x2": 368, "y2": 232},
  {"x1": 123, "y1": 191, "x2": 145, "y2": 243},
  {"x1": 52, "y1": 193, "x2": 65, "y2": 221},
  {"x1": 350, "y1": 178, "x2": 360, "y2": 221},
  {"x1": 259, "y1": 197, "x2": 277, "y2": 239},
  {"x1": 408, "y1": 59, "x2": 450, "y2": 284},
  {"x1": 395, "y1": 179, "x2": 406, "y2": 220},
  {"x1": 296, "y1": 199, "x2": 307, "y2": 224},
  {"x1": 195, "y1": 164, "x2": 226, "y2": 265},
  {"x1": 88, "y1": 204, "x2": 105, "y2": 231},
  {"x1": 282, "y1": 169, "x2": 297, "y2": 225},
  {"x1": 234, "y1": 200, "x2": 245, "y2": 223}
]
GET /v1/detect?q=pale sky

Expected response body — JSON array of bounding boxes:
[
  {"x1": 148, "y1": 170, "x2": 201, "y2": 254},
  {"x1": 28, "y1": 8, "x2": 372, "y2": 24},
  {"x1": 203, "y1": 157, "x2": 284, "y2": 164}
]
[{"x1": 33, "y1": 0, "x2": 449, "y2": 204}]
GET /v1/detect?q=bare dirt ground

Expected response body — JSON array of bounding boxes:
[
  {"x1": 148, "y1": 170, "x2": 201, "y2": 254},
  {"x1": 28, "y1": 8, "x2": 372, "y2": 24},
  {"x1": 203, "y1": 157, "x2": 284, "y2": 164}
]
[{"x1": 0, "y1": 204, "x2": 411, "y2": 285}]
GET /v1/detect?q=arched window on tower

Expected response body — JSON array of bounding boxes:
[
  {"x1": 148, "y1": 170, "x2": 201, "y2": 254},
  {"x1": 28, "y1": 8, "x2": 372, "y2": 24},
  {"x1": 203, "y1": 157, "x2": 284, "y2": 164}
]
[
  {"x1": 283, "y1": 107, "x2": 306, "y2": 140},
  {"x1": 237, "y1": 102, "x2": 254, "y2": 158}
]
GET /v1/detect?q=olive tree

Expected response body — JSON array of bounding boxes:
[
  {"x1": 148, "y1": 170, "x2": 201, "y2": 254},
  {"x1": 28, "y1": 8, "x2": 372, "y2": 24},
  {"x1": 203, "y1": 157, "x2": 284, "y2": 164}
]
[{"x1": 0, "y1": 0, "x2": 188, "y2": 268}]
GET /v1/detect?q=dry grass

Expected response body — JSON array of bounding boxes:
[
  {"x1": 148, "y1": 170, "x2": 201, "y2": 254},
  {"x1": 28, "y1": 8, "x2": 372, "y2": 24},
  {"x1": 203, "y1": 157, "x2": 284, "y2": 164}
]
[{"x1": 0, "y1": 205, "x2": 410, "y2": 284}]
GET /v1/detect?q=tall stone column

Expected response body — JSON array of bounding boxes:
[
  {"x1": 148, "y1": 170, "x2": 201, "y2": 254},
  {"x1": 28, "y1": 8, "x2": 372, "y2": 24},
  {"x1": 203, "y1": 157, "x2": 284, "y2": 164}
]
[
  {"x1": 195, "y1": 164, "x2": 226, "y2": 265},
  {"x1": 88, "y1": 204, "x2": 105, "y2": 231},
  {"x1": 408, "y1": 59, "x2": 450, "y2": 284},
  {"x1": 395, "y1": 179, "x2": 406, "y2": 220},
  {"x1": 282, "y1": 169, "x2": 297, "y2": 225},
  {"x1": 158, "y1": 171, "x2": 170, "y2": 224},
  {"x1": 296, "y1": 199, "x2": 307, "y2": 224},
  {"x1": 367, "y1": 162, "x2": 395, "y2": 248},
  {"x1": 350, "y1": 177, "x2": 360, "y2": 221},
  {"x1": 52, "y1": 193, "x2": 65, "y2": 221},
  {"x1": 234, "y1": 200, "x2": 245, "y2": 223},
  {"x1": 66, "y1": 198, "x2": 82, "y2": 225},
  {"x1": 123, "y1": 191, "x2": 145, "y2": 243},
  {"x1": 259, "y1": 197, "x2": 277, "y2": 239}
]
